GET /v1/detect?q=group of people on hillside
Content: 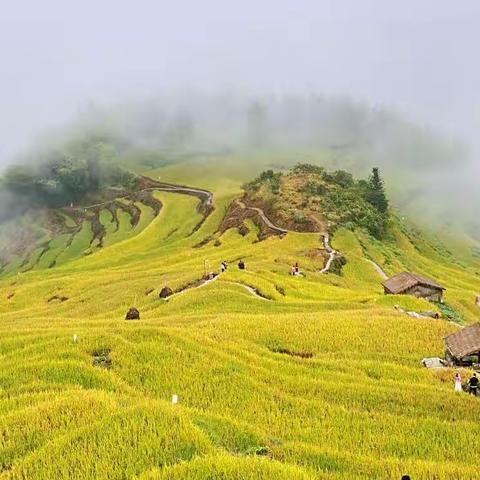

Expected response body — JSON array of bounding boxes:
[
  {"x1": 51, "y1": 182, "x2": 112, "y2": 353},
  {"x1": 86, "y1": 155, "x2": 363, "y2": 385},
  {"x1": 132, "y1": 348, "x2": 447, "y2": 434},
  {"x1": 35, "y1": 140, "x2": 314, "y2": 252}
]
[
  {"x1": 221, "y1": 259, "x2": 303, "y2": 275},
  {"x1": 454, "y1": 371, "x2": 479, "y2": 395},
  {"x1": 219, "y1": 259, "x2": 246, "y2": 273},
  {"x1": 221, "y1": 259, "x2": 302, "y2": 275},
  {"x1": 290, "y1": 262, "x2": 302, "y2": 276}
]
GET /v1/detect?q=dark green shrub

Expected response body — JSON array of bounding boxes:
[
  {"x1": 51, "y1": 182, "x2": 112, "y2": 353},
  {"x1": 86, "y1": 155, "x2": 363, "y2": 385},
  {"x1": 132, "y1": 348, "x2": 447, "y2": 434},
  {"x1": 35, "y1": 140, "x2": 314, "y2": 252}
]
[
  {"x1": 329, "y1": 170, "x2": 354, "y2": 188},
  {"x1": 303, "y1": 181, "x2": 326, "y2": 196},
  {"x1": 244, "y1": 169, "x2": 282, "y2": 195},
  {"x1": 292, "y1": 163, "x2": 325, "y2": 176}
]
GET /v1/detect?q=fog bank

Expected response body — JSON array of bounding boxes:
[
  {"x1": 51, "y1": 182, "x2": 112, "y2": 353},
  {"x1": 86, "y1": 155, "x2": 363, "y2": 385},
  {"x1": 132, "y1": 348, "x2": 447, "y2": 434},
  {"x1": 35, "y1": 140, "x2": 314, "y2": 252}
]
[{"x1": 1, "y1": 0, "x2": 480, "y2": 165}]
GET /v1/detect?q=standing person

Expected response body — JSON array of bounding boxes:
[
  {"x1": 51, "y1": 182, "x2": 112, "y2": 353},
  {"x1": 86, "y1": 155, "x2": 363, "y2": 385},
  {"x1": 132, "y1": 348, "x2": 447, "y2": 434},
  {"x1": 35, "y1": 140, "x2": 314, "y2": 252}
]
[
  {"x1": 290, "y1": 265, "x2": 296, "y2": 276},
  {"x1": 294, "y1": 262, "x2": 299, "y2": 275},
  {"x1": 454, "y1": 372, "x2": 462, "y2": 392},
  {"x1": 238, "y1": 259, "x2": 245, "y2": 270},
  {"x1": 467, "y1": 373, "x2": 479, "y2": 396},
  {"x1": 221, "y1": 261, "x2": 227, "y2": 273}
]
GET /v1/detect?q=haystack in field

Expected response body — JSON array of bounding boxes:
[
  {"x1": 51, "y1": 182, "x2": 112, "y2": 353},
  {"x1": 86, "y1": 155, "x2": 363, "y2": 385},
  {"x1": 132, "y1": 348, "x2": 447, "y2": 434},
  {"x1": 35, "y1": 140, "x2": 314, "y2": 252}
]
[
  {"x1": 159, "y1": 286, "x2": 173, "y2": 299},
  {"x1": 125, "y1": 307, "x2": 140, "y2": 320}
]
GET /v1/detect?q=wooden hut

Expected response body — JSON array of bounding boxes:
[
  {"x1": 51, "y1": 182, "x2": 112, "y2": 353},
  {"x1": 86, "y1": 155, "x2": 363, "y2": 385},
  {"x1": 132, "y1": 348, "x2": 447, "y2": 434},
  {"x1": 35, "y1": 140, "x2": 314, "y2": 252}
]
[
  {"x1": 382, "y1": 272, "x2": 445, "y2": 302},
  {"x1": 444, "y1": 323, "x2": 480, "y2": 366}
]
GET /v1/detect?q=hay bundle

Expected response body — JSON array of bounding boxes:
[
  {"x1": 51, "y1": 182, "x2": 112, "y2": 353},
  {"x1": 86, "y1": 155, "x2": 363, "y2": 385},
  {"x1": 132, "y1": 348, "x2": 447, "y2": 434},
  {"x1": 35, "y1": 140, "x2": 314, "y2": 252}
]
[
  {"x1": 159, "y1": 287, "x2": 173, "y2": 299},
  {"x1": 125, "y1": 307, "x2": 140, "y2": 320}
]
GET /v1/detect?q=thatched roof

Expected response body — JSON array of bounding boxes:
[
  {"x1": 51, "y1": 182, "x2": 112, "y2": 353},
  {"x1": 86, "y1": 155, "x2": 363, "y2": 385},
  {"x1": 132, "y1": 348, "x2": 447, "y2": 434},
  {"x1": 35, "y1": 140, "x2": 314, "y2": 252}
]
[
  {"x1": 383, "y1": 272, "x2": 445, "y2": 294},
  {"x1": 445, "y1": 323, "x2": 480, "y2": 359}
]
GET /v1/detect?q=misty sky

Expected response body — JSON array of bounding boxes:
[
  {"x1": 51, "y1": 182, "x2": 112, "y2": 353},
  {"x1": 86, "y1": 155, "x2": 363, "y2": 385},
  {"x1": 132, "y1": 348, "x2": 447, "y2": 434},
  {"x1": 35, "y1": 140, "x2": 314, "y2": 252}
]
[{"x1": 1, "y1": 0, "x2": 480, "y2": 164}]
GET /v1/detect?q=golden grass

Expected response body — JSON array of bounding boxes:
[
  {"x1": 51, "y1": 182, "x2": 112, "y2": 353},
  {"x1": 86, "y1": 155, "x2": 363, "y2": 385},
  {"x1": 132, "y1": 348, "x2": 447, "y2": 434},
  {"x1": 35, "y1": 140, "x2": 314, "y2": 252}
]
[{"x1": 0, "y1": 157, "x2": 479, "y2": 479}]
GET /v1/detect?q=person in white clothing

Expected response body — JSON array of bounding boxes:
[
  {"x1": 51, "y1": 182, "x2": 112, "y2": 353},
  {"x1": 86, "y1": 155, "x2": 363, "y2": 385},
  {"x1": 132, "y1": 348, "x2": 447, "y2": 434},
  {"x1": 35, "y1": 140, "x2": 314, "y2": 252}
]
[{"x1": 454, "y1": 372, "x2": 462, "y2": 392}]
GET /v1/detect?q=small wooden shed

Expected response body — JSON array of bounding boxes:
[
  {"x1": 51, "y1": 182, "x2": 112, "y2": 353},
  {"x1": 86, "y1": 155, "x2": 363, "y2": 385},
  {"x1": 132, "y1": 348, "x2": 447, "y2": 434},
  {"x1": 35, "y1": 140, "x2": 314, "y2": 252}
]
[
  {"x1": 444, "y1": 323, "x2": 480, "y2": 366},
  {"x1": 382, "y1": 272, "x2": 445, "y2": 302}
]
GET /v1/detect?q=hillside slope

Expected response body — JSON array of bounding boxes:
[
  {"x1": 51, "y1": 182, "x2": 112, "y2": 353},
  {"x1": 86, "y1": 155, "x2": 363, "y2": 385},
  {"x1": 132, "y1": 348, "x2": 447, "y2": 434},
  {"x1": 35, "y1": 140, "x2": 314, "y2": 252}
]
[{"x1": 0, "y1": 156, "x2": 480, "y2": 479}]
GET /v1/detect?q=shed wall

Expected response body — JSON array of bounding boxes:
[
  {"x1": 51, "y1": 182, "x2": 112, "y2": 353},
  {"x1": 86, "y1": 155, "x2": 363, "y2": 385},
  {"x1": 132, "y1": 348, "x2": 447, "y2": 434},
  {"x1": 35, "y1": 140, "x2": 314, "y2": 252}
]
[{"x1": 405, "y1": 285, "x2": 443, "y2": 302}]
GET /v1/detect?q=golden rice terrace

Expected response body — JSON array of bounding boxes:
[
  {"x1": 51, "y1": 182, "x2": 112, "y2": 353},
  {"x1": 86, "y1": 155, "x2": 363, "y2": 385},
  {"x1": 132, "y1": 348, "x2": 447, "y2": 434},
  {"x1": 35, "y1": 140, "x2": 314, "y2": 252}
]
[{"x1": 0, "y1": 157, "x2": 480, "y2": 479}]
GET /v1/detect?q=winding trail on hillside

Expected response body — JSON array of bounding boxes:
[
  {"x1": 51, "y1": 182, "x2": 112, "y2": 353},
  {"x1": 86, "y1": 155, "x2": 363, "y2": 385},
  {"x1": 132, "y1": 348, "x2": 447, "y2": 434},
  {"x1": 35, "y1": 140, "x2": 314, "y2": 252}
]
[
  {"x1": 65, "y1": 179, "x2": 213, "y2": 213},
  {"x1": 366, "y1": 259, "x2": 388, "y2": 280},
  {"x1": 235, "y1": 199, "x2": 340, "y2": 274},
  {"x1": 152, "y1": 182, "x2": 213, "y2": 209},
  {"x1": 225, "y1": 281, "x2": 270, "y2": 300},
  {"x1": 235, "y1": 200, "x2": 288, "y2": 234},
  {"x1": 164, "y1": 276, "x2": 268, "y2": 302},
  {"x1": 165, "y1": 274, "x2": 220, "y2": 302},
  {"x1": 320, "y1": 234, "x2": 339, "y2": 274}
]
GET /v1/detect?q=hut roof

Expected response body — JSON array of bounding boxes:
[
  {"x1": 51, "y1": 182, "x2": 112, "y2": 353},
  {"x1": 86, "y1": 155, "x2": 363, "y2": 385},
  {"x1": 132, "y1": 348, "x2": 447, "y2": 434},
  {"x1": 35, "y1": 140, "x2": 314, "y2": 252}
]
[
  {"x1": 382, "y1": 272, "x2": 445, "y2": 294},
  {"x1": 445, "y1": 323, "x2": 480, "y2": 359}
]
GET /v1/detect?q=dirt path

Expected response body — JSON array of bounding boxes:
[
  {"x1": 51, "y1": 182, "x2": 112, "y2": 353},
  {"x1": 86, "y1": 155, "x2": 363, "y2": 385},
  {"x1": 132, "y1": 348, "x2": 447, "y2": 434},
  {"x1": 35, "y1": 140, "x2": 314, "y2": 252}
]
[
  {"x1": 320, "y1": 234, "x2": 339, "y2": 274},
  {"x1": 235, "y1": 200, "x2": 340, "y2": 273},
  {"x1": 366, "y1": 259, "x2": 388, "y2": 280},
  {"x1": 236, "y1": 200, "x2": 288, "y2": 234},
  {"x1": 66, "y1": 183, "x2": 213, "y2": 212},
  {"x1": 225, "y1": 281, "x2": 270, "y2": 300},
  {"x1": 164, "y1": 274, "x2": 220, "y2": 302},
  {"x1": 155, "y1": 183, "x2": 213, "y2": 208},
  {"x1": 164, "y1": 276, "x2": 268, "y2": 302}
]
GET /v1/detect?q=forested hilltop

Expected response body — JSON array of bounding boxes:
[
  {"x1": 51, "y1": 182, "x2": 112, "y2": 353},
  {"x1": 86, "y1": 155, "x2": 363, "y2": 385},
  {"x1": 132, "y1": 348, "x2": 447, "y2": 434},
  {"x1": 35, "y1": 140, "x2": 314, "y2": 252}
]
[
  {"x1": 242, "y1": 164, "x2": 390, "y2": 239},
  {"x1": 0, "y1": 135, "x2": 138, "y2": 221}
]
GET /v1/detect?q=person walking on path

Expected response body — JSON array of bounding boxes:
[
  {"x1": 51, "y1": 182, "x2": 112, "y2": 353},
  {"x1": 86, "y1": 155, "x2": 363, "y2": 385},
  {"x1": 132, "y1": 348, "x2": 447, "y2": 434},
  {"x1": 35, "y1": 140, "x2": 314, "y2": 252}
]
[
  {"x1": 454, "y1": 372, "x2": 462, "y2": 392},
  {"x1": 467, "y1": 373, "x2": 479, "y2": 396},
  {"x1": 238, "y1": 259, "x2": 245, "y2": 270}
]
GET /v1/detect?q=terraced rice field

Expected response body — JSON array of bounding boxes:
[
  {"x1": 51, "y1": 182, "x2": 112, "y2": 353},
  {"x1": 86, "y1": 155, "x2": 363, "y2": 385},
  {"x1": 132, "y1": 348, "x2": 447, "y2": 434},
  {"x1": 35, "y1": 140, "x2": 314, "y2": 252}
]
[
  {"x1": 0, "y1": 188, "x2": 165, "y2": 275},
  {"x1": 0, "y1": 157, "x2": 479, "y2": 479}
]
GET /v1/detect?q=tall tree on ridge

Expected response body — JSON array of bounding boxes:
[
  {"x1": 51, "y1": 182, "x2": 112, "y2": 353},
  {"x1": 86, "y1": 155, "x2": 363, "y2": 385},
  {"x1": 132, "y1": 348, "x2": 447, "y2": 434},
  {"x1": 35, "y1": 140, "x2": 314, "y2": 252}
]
[{"x1": 367, "y1": 167, "x2": 389, "y2": 213}]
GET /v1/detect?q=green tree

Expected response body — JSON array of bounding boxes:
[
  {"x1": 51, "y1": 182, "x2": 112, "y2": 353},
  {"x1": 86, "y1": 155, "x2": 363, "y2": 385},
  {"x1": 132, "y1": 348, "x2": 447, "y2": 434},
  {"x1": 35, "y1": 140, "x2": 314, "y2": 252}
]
[
  {"x1": 2, "y1": 165, "x2": 37, "y2": 195},
  {"x1": 56, "y1": 160, "x2": 90, "y2": 202},
  {"x1": 366, "y1": 168, "x2": 389, "y2": 213},
  {"x1": 1, "y1": 134, "x2": 135, "y2": 209},
  {"x1": 331, "y1": 170, "x2": 354, "y2": 188}
]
